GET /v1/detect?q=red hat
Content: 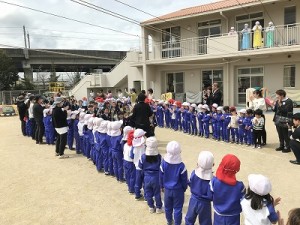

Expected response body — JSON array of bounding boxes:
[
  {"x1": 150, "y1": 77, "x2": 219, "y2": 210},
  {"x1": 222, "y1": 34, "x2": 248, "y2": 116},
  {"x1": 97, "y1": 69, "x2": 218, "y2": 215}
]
[
  {"x1": 168, "y1": 99, "x2": 175, "y2": 104},
  {"x1": 176, "y1": 101, "x2": 182, "y2": 108},
  {"x1": 127, "y1": 130, "x2": 134, "y2": 146},
  {"x1": 216, "y1": 154, "x2": 240, "y2": 186},
  {"x1": 229, "y1": 106, "x2": 236, "y2": 112},
  {"x1": 95, "y1": 97, "x2": 104, "y2": 103},
  {"x1": 145, "y1": 98, "x2": 151, "y2": 104}
]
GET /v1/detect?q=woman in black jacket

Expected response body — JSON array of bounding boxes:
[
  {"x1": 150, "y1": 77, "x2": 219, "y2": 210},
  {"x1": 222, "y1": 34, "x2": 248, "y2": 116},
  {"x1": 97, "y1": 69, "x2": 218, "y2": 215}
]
[
  {"x1": 273, "y1": 89, "x2": 294, "y2": 153},
  {"x1": 131, "y1": 93, "x2": 153, "y2": 137},
  {"x1": 52, "y1": 97, "x2": 69, "y2": 158},
  {"x1": 33, "y1": 95, "x2": 45, "y2": 144}
]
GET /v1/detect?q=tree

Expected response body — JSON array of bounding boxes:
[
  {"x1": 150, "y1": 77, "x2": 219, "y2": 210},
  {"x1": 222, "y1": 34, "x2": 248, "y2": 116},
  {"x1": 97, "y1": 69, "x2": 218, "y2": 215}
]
[
  {"x1": 65, "y1": 66, "x2": 82, "y2": 88},
  {"x1": 36, "y1": 65, "x2": 48, "y2": 90},
  {"x1": 49, "y1": 63, "x2": 60, "y2": 82},
  {"x1": 14, "y1": 78, "x2": 35, "y2": 90},
  {"x1": 0, "y1": 50, "x2": 19, "y2": 90}
]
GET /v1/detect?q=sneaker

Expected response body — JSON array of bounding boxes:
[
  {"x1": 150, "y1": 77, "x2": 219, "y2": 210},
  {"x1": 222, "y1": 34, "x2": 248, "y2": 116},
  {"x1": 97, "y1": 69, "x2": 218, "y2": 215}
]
[
  {"x1": 58, "y1": 155, "x2": 69, "y2": 159},
  {"x1": 257, "y1": 145, "x2": 261, "y2": 149},
  {"x1": 135, "y1": 195, "x2": 143, "y2": 201},
  {"x1": 156, "y1": 208, "x2": 164, "y2": 214},
  {"x1": 149, "y1": 208, "x2": 155, "y2": 214},
  {"x1": 55, "y1": 153, "x2": 59, "y2": 156},
  {"x1": 104, "y1": 172, "x2": 110, "y2": 175},
  {"x1": 128, "y1": 191, "x2": 134, "y2": 195},
  {"x1": 252, "y1": 145, "x2": 256, "y2": 149}
]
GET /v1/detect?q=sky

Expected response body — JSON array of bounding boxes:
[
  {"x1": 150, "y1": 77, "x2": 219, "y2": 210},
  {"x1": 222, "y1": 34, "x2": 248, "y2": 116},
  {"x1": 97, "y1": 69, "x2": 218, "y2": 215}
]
[{"x1": 0, "y1": 0, "x2": 215, "y2": 51}]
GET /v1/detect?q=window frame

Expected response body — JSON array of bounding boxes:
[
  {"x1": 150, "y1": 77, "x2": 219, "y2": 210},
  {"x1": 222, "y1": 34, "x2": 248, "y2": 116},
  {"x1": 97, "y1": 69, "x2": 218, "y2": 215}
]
[{"x1": 283, "y1": 65, "x2": 296, "y2": 88}]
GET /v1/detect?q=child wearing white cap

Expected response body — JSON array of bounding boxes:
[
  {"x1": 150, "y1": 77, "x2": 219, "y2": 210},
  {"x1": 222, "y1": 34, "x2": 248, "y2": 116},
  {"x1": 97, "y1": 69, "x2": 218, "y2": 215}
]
[
  {"x1": 197, "y1": 104, "x2": 204, "y2": 137},
  {"x1": 190, "y1": 104, "x2": 198, "y2": 136},
  {"x1": 77, "y1": 112, "x2": 86, "y2": 154},
  {"x1": 94, "y1": 118, "x2": 104, "y2": 172},
  {"x1": 211, "y1": 103, "x2": 218, "y2": 139},
  {"x1": 98, "y1": 120, "x2": 110, "y2": 175},
  {"x1": 106, "y1": 121, "x2": 114, "y2": 176},
  {"x1": 238, "y1": 109, "x2": 247, "y2": 145},
  {"x1": 110, "y1": 121, "x2": 124, "y2": 182},
  {"x1": 202, "y1": 105, "x2": 211, "y2": 138},
  {"x1": 160, "y1": 141, "x2": 188, "y2": 225},
  {"x1": 123, "y1": 130, "x2": 135, "y2": 194},
  {"x1": 215, "y1": 107, "x2": 224, "y2": 141},
  {"x1": 131, "y1": 128, "x2": 147, "y2": 200},
  {"x1": 72, "y1": 111, "x2": 81, "y2": 154},
  {"x1": 86, "y1": 117, "x2": 95, "y2": 160},
  {"x1": 138, "y1": 137, "x2": 163, "y2": 214},
  {"x1": 241, "y1": 174, "x2": 280, "y2": 225},
  {"x1": 82, "y1": 114, "x2": 92, "y2": 157},
  {"x1": 185, "y1": 151, "x2": 214, "y2": 225}
]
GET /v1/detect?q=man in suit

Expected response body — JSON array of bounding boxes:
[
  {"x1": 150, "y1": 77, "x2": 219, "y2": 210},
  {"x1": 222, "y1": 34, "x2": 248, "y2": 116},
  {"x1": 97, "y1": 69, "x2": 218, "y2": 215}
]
[{"x1": 210, "y1": 83, "x2": 223, "y2": 106}]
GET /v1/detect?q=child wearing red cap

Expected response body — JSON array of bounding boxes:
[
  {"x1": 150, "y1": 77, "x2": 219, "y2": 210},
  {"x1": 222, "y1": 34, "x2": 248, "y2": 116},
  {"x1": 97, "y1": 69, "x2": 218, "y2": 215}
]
[{"x1": 209, "y1": 154, "x2": 245, "y2": 225}]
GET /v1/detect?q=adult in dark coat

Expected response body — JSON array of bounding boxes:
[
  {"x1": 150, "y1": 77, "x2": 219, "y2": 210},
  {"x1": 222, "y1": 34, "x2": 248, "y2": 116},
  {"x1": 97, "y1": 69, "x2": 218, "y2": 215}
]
[
  {"x1": 16, "y1": 95, "x2": 27, "y2": 136},
  {"x1": 131, "y1": 93, "x2": 153, "y2": 137},
  {"x1": 33, "y1": 95, "x2": 45, "y2": 144},
  {"x1": 288, "y1": 113, "x2": 300, "y2": 165},
  {"x1": 273, "y1": 89, "x2": 294, "y2": 153},
  {"x1": 52, "y1": 97, "x2": 69, "y2": 158},
  {"x1": 210, "y1": 82, "x2": 222, "y2": 106}
]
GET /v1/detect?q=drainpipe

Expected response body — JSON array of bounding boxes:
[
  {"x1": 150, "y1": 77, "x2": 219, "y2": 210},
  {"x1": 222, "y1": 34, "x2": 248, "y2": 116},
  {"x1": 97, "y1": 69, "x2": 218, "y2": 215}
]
[{"x1": 220, "y1": 11, "x2": 228, "y2": 33}]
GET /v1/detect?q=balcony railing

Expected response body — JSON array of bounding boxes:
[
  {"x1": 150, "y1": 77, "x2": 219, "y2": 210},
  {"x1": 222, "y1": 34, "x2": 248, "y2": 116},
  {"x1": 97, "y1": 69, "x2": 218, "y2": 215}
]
[{"x1": 148, "y1": 23, "x2": 300, "y2": 60}]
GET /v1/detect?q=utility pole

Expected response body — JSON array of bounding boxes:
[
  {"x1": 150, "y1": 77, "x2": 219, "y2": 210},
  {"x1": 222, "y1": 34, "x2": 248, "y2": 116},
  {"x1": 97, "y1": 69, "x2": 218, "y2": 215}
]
[
  {"x1": 27, "y1": 32, "x2": 31, "y2": 49},
  {"x1": 23, "y1": 25, "x2": 27, "y2": 49}
]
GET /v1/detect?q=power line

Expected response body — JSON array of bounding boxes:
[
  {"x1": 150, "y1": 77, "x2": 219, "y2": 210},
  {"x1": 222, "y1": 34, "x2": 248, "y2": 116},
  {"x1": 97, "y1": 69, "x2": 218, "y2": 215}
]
[{"x1": 0, "y1": 0, "x2": 139, "y2": 37}]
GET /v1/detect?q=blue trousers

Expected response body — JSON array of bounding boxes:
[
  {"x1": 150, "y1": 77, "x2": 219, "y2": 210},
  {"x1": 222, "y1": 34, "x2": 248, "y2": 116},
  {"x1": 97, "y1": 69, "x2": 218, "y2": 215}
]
[
  {"x1": 144, "y1": 175, "x2": 162, "y2": 209},
  {"x1": 198, "y1": 122, "x2": 204, "y2": 136},
  {"x1": 186, "y1": 121, "x2": 191, "y2": 134},
  {"x1": 123, "y1": 161, "x2": 135, "y2": 193},
  {"x1": 246, "y1": 129, "x2": 253, "y2": 145},
  {"x1": 108, "y1": 149, "x2": 114, "y2": 176},
  {"x1": 203, "y1": 122, "x2": 210, "y2": 138},
  {"x1": 215, "y1": 124, "x2": 222, "y2": 141},
  {"x1": 95, "y1": 144, "x2": 103, "y2": 171},
  {"x1": 185, "y1": 197, "x2": 212, "y2": 225},
  {"x1": 165, "y1": 116, "x2": 171, "y2": 128},
  {"x1": 67, "y1": 129, "x2": 74, "y2": 149},
  {"x1": 212, "y1": 122, "x2": 217, "y2": 139},
  {"x1": 90, "y1": 144, "x2": 96, "y2": 164},
  {"x1": 74, "y1": 132, "x2": 81, "y2": 153},
  {"x1": 134, "y1": 169, "x2": 143, "y2": 198},
  {"x1": 79, "y1": 136, "x2": 84, "y2": 154},
  {"x1": 112, "y1": 151, "x2": 124, "y2": 181},
  {"x1": 45, "y1": 128, "x2": 55, "y2": 144},
  {"x1": 238, "y1": 128, "x2": 246, "y2": 144},
  {"x1": 230, "y1": 128, "x2": 239, "y2": 142},
  {"x1": 213, "y1": 213, "x2": 240, "y2": 225},
  {"x1": 102, "y1": 146, "x2": 109, "y2": 173},
  {"x1": 164, "y1": 188, "x2": 185, "y2": 225},
  {"x1": 171, "y1": 119, "x2": 176, "y2": 130},
  {"x1": 191, "y1": 119, "x2": 197, "y2": 135}
]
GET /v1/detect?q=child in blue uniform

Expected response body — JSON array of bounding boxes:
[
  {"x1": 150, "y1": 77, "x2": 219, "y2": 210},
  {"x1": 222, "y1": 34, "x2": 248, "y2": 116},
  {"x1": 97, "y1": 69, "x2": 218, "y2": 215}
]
[
  {"x1": 156, "y1": 101, "x2": 164, "y2": 128},
  {"x1": 209, "y1": 154, "x2": 245, "y2": 225},
  {"x1": 181, "y1": 103, "x2": 188, "y2": 133},
  {"x1": 222, "y1": 106, "x2": 231, "y2": 142},
  {"x1": 106, "y1": 121, "x2": 114, "y2": 176},
  {"x1": 190, "y1": 104, "x2": 198, "y2": 136},
  {"x1": 160, "y1": 141, "x2": 188, "y2": 225},
  {"x1": 110, "y1": 120, "x2": 124, "y2": 182},
  {"x1": 82, "y1": 114, "x2": 92, "y2": 157},
  {"x1": 164, "y1": 102, "x2": 171, "y2": 129},
  {"x1": 174, "y1": 102, "x2": 182, "y2": 131},
  {"x1": 98, "y1": 120, "x2": 110, "y2": 175},
  {"x1": 87, "y1": 117, "x2": 95, "y2": 160},
  {"x1": 123, "y1": 130, "x2": 135, "y2": 194},
  {"x1": 185, "y1": 103, "x2": 191, "y2": 134},
  {"x1": 185, "y1": 151, "x2": 214, "y2": 225},
  {"x1": 197, "y1": 104, "x2": 204, "y2": 137},
  {"x1": 238, "y1": 109, "x2": 247, "y2": 145},
  {"x1": 215, "y1": 106, "x2": 223, "y2": 141},
  {"x1": 241, "y1": 174, "x2": 280, "y2": 225},
  {"x1": 211, "y1": 103, "x2": 218, "y2": 139},
  {"x1": 228, "y1": 107, "x2": 239, "y2": 144},
  {"x1": 77, "y1": 112, "x2": 86, "y2": 154},
  {"x1": 245, "y1": 109, "x2": 254, "y2": 146},
  {"x1": 94, "y1": 118, "x2": 104, "y2": 172},
  {"x1": 202, "y1": 105, "x2": 211, "y2": 138},
  {"x1": 138, "y1": 137, "x2": 163, "y2": 214},
  {"x1": 43, "y1": 108, "x2": 55, "y2": 145}
]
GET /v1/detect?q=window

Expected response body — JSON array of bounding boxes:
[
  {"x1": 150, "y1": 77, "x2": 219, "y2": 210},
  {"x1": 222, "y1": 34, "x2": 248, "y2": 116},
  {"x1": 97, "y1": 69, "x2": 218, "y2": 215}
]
[
  {"x1": 161, "y1": 26, "x2": 181, "y2": 58},
  {"x1": 237, "y1": 67, "x2": 264, "y2": 104},
  {"x1": 198, "y1": 20, "x2": 221, "y2": 54},
  {"x1": 284, "y1": 6, "x2": 296, "y2": 25},
  {"x1": 202, "y1": 70, "x2": 223, "y2": 93},
  {"x1": 166, "y1": 72, "x2": 184, "y2": 93},
  {"x1": 284, "y1": 65, "x2": 296, "y2": 87}
]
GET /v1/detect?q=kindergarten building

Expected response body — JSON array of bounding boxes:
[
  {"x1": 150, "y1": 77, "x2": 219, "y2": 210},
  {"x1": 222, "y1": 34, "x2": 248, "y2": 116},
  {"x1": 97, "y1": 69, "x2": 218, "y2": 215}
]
[{"x1": 70, "y1": 0, "x2": 300, "y2": 106}]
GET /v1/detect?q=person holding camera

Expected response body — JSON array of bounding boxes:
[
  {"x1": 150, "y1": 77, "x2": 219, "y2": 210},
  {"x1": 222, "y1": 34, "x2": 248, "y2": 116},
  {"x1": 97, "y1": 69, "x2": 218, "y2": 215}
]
[
  {"x1": 288, "y1": 113, "x2": 300, "y2": 165},
  {"x1": 272, "y1": 89, "x2": 293, "y2": 153}
]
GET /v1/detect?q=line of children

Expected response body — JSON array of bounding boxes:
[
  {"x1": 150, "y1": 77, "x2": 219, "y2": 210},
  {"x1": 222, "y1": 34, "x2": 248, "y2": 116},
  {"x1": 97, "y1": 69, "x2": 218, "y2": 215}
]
[{"x1": 155, "y1": 100, "x2": 266, "y2": 148}]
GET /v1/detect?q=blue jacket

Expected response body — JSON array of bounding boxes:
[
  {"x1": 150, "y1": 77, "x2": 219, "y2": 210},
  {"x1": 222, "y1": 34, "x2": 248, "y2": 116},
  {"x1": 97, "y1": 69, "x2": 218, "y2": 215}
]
[
  {"x1": 138, "y1": 154, "x2": 161, "y2": 177},
  {"x1": 160, "y1": 160, "x2": 188, "y2": 191},
  {"x1": 209, "y1": 176, "x2": 245, "y2": 216},
  {"x1": 189, "y1": 170, "x2": 212, "y2": 202}
]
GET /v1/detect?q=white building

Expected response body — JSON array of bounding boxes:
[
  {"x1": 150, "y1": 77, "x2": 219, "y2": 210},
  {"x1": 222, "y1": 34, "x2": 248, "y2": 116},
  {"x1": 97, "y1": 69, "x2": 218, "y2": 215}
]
[{"x1": 70, "y1": 0, "x2": 300, "y2": 106}]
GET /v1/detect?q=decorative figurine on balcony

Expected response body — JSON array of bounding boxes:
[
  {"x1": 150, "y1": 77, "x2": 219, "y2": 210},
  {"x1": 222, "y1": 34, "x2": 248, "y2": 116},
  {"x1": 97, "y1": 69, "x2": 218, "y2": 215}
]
[
  {"x1": 253, "y1": 21, "x2": 262, "y2": 48},
  {"x1": 228, "y1": 27, "x2": 237, "y2": 35},
  {"x1": 265, "y1": 21, "x2": 275, "y2": 48},
  {"x1": 241, "y1": 23, "x2": 251, "y2": 50}
]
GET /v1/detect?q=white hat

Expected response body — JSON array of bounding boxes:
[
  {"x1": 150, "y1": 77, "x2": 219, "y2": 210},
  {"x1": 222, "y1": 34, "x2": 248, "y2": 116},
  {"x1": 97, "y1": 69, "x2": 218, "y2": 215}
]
[
  {"x1": 106, "y1": 121, "x2": 112, "y2": 136},
  {"x1": 231, "y1": 26, "x2": 235, "y2": 30},
  {"x1": 159, "y1": 100, "x2": 164, "y2": 104},
  {"x1": 164, "y1": 101, "x2": 169, "y2": 105},
  {"x1": 145, "y1": 137, "x2": 159, "y2": 156},
  {"x1": 71, "y1": 110, "x2": 80, "y2": 119},
  {"x1": 43, "y1": 109, "x2": 50, "y2": 117},
  {"x1": 186, "y1": 102, "x2": 190, "y2": 107},
  {"x1": 201, "y1": 104, "x2": 209, "y2": 111},
  {"x1": 84, "y1": 114, "x2": 92, "y2": 125},
  {"x1": 79, "y1": 112, "x2": 86, "y2": 122},
  {"x1": 182, "y1": 102, "x2": 187, "y2": 106},
  {"x1": 239, "y1": 109, "x2": 246, "y2": 114},
  {"x1": 191, "y1": 103, "x2": 197, "y2": 108},
  {"x1": 164, "y1": 141, "x2": 182, "y2": 164},
  {"x1": 98, "y1": 120, "x2": 108, "y2": 133},
  {"x1": 110, "y1": 121, "x2": 122, "y2": 137},
  {"x1": 93, "y1": 118, "x2": 103, "y2": 131},
  {"x1": 132, "y1": 129, "x2": 146, "y2": 147},
  {"x1": 123, "y1": 126, "x2": 134, "y2": 140},
  {"x1": 212, "y1": 103, "x2": 218, "y2": 108},
  {"x1": 217, "y1": 106, "x2": 223, "y2": 111},
  {"x1": 87, "y1": 117, "x2": 94, "y2": 130},
  {"x1": 248, "y1": 174, "x2": 272, "y2": 196},
  {"x1": 197, "y1": 104, "x2": 203, "y2": 109},
  {"x1": 195, "y1": 151, "x2": 214, "y2": 180}
]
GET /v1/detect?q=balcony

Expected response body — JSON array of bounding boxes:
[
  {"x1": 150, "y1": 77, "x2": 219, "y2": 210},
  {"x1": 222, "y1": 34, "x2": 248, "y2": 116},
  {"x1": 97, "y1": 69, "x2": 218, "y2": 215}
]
[{"x1": 148, "y1": 23, "x2": 300, "y2": 60}]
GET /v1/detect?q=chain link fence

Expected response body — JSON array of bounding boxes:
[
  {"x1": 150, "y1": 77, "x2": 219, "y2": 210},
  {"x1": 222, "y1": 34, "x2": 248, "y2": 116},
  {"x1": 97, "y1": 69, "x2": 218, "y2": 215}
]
[{"x1": 0, "y1": 90, "x2": 47, "y2": 105}]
